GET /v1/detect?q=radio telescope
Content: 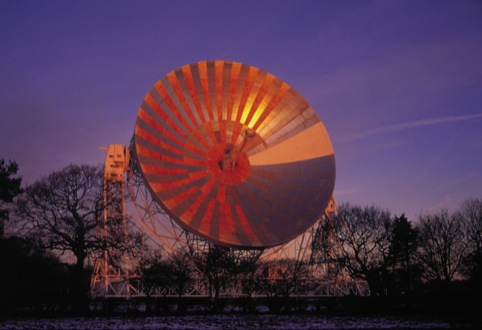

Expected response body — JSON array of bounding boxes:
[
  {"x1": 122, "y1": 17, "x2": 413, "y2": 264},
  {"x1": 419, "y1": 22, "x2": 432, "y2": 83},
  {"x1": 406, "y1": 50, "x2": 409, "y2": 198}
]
[{"x1": 132, "y1": 60, "x2": 335, "y2": 249}]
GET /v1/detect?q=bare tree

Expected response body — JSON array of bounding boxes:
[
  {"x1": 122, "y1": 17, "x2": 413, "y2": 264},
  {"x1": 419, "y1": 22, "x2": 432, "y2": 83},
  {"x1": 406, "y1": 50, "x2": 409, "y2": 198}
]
[
  {"x1": 416, "y1": 208, "x2": 467, "y2": 283},
  {"x1": 202, "y1": 245, "x2": 236, "y2": 302},
  {"x1": 255, "y1": 258, "x2": 309, "y2": 298},
  {"x1": 169, "y1": 250, "x2": 194, "y2": 298},
  {"x1": 330, "y1": 203, "x2": 393, "y2": 296},
  {"x1": 140, "y1": 255, "x2": 172, "y2": 312},
  {"x1": 456, "y1": 198, "x2": 482, "y2": 283},
  {"x1": 188, "y1": 242, "x2": 259, "y2": 310},
  {"x1": 15, "y1": 164, "x2": 130, "y2": 310}
]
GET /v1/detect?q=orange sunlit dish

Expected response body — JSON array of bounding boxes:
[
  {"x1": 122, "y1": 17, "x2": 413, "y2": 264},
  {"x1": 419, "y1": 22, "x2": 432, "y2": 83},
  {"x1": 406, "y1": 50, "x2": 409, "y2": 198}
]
[{"x1": 133, "y1": 60, "x2": 336, "y2": 248}]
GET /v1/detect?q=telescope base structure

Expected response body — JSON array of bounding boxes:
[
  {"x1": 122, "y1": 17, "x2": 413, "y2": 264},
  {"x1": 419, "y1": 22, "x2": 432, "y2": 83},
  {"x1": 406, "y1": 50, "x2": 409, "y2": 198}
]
[
  {"x1": 90, "y1": 146, "x2": 368, "y2": 298},
  {"x1": 90, "y1": 144, "x2": 141, "y2": 298}
]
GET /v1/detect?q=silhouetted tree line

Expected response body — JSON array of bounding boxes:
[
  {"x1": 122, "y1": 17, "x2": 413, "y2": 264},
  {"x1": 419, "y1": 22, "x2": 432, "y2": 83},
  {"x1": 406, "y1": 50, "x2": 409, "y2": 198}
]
[
  {"x1": 1, "y1": 161, "x2": 134, "y2": 314},
  {"x1": 321, "y1": 202, "x2": 482, "y2": 297},
  {"x1": 1, "y1": 159, "x2": 481, "y2": 315}
]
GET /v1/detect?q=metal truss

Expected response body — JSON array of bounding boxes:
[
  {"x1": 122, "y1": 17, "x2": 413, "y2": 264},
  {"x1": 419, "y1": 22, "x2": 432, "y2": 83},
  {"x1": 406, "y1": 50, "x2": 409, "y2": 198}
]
[
  {"x1": 90, "y1": 144, "x2": 141, "y2": 298},
  {"x1": 90, "y1": 144, "x2": 370, "y2": 299}
]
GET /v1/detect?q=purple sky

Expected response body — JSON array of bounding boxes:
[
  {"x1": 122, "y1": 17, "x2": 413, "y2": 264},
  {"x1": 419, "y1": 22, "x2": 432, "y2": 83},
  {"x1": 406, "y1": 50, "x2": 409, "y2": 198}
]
[{"x1": 1, "y1": 0, "x2": 481, "y2": 221}]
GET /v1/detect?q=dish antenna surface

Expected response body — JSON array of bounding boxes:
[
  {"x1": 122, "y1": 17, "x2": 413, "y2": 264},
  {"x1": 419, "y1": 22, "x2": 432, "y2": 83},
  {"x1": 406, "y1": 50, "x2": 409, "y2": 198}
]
[{"x1": 133, "y1": 60, "x2": 335, "y2": 248}]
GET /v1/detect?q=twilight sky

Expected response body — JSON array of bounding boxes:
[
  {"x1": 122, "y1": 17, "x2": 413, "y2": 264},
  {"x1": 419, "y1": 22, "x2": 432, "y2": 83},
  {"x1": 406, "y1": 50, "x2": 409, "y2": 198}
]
[{"x1": 1, "y1": 0, "x2": 481, "y2": 222}]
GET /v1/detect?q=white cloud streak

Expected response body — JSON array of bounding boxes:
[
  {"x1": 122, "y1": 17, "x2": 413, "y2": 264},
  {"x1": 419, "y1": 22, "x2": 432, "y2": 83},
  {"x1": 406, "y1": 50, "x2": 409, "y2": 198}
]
[{"x1": 342, "y1": 113, "x2": 482, "y2": 142}]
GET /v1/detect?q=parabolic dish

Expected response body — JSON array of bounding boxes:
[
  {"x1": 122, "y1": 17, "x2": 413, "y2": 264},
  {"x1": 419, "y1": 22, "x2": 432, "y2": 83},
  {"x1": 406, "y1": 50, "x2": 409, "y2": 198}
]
[{"x1": 133, "y1": 60, "x2": 335, "y2": 248}]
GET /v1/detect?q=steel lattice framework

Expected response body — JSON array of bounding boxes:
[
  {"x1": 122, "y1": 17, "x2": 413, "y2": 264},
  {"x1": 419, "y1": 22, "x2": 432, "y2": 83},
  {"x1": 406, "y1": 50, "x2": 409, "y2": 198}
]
[
  {"x1": 90, "y1": 144, "x2": 141, "y2": 297},
  {"x1": 91, "y1": 146, "x2": 368, "y2": 298}
]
